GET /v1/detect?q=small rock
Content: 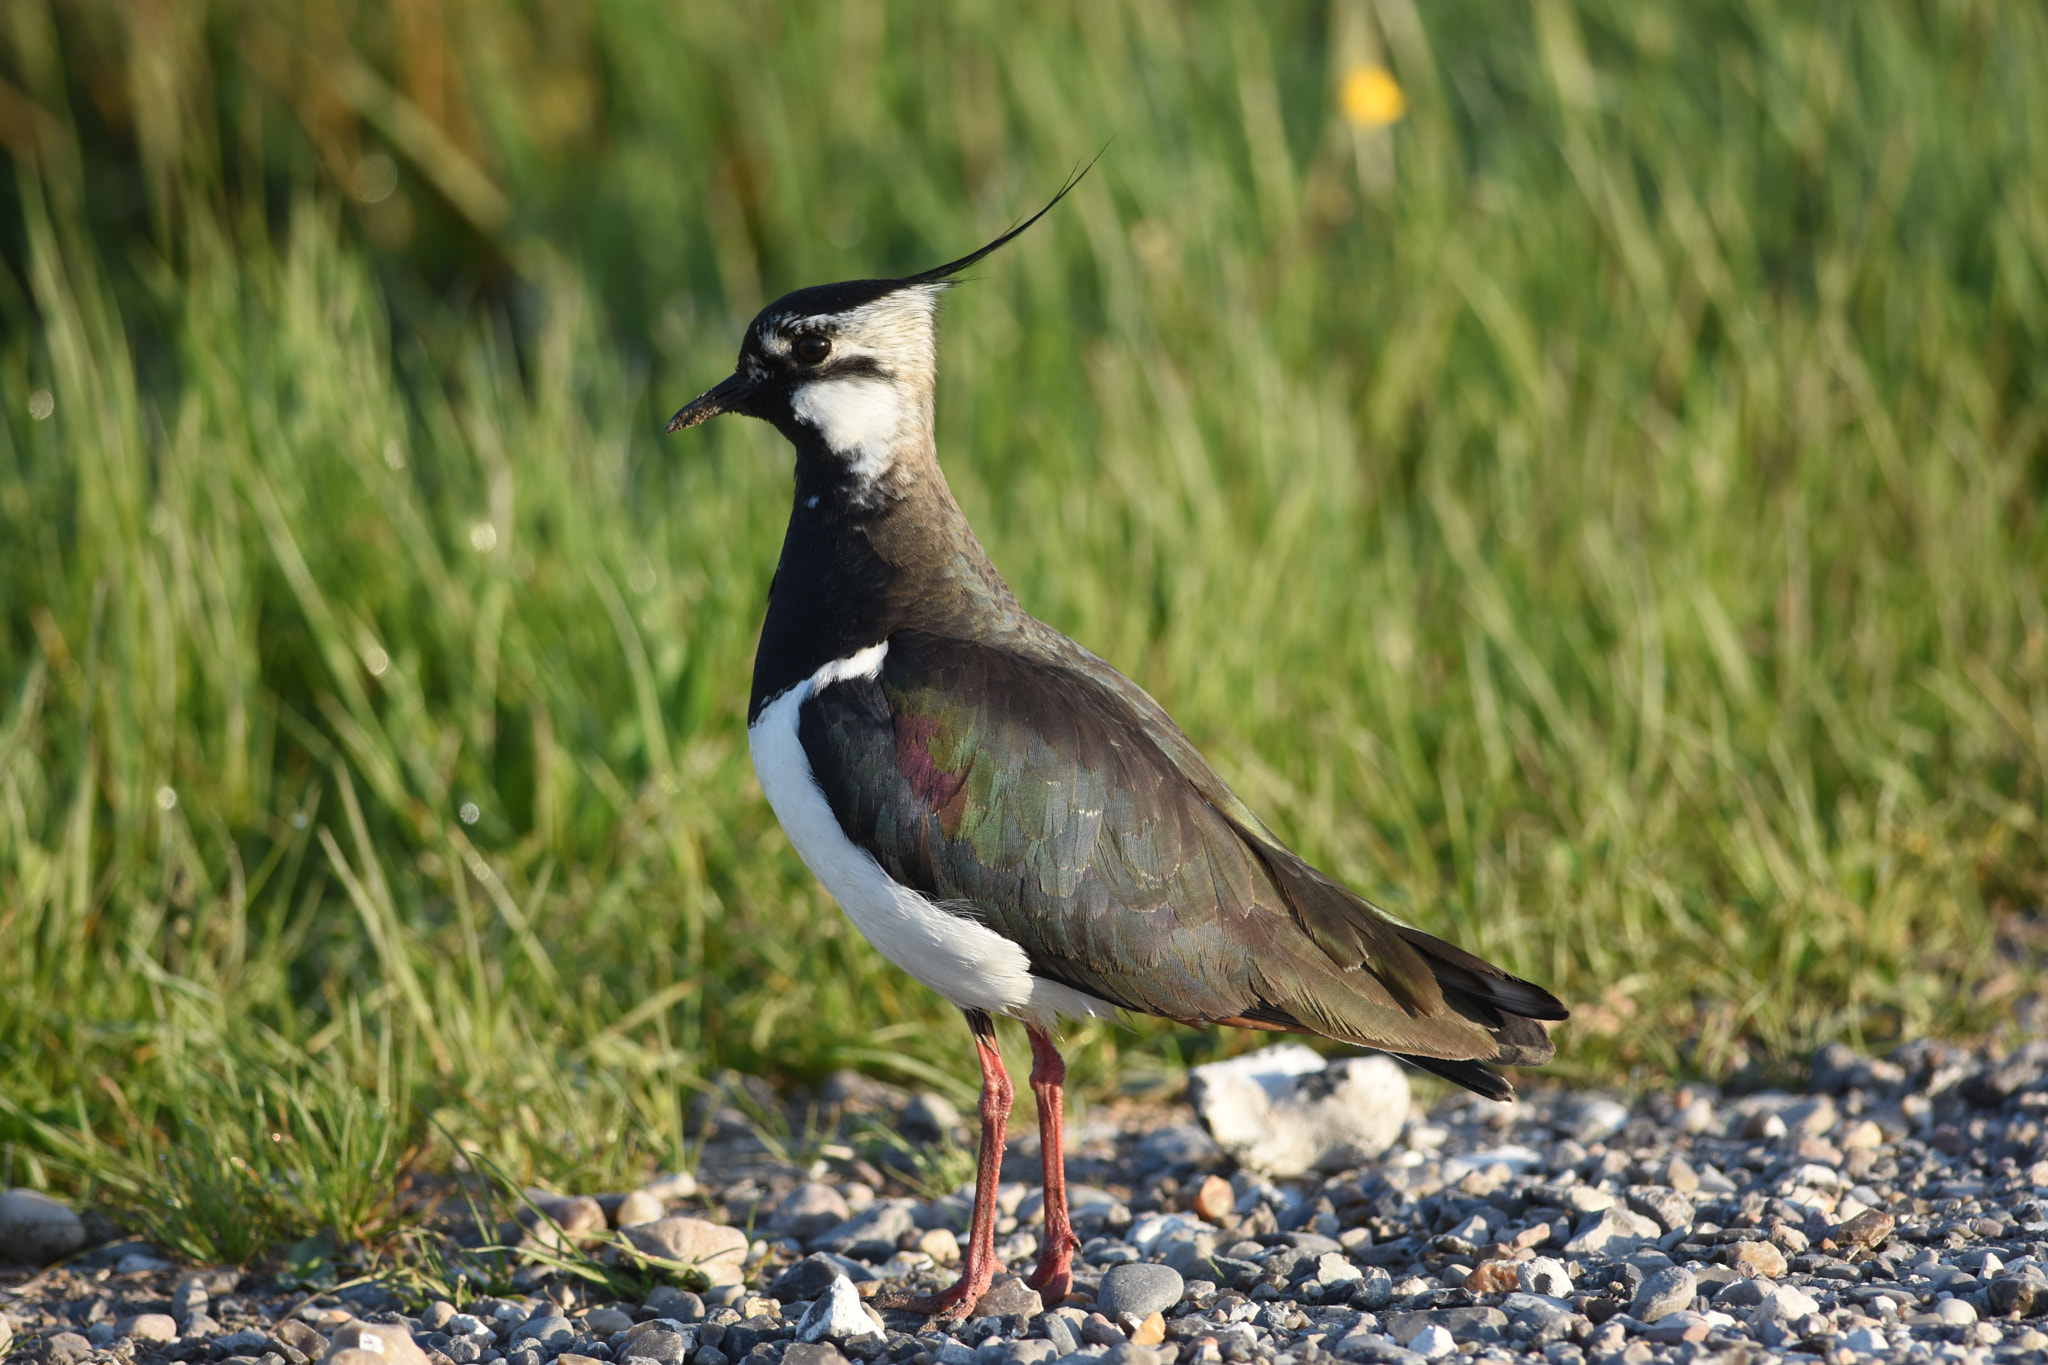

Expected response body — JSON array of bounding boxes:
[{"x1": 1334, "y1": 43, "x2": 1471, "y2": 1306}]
[
  {"x1": 0, "y1": 1189, "x2": 86, "y2": 1265},
  {"x1": 642, "y1": 1170, "x2": 698, "y2": 1201},
  {"x1": 1830, "y1": 1208, "x2": 1894, "y2": 1256},
  {"x1": 1130, "y1": 1124, "x2": 1222, "y2": 1175},
  {"x1": 784, "y1": 1346, "x2": 850, "y2": 1365},
  {"x1": 618, "y1": 1327, "x2": 688, "y2": 1365},
  {"x1": 1404, "y1": 1325, "x2": 1455, "y2": 1361},
  {"x1": 809, "y1": 1203, "x2": 919, "y2": 1261},
  {"x1": 277, "y1": 1319, "x2": 330, "y2": 1356},
  {"x1": 1563, "y1": 1207, "x2": 1659, "y2": 1256},
  {"x1": 1101, "y1": 1346, "x2": 1173, "y2": 1365},
  {"x1": 972, "y1": 1274, "x2": 1043, "y2": 1319},
  {"x1": 119, "y1": 1314, "x2": 178, "y2": 1343},
  {"x1": 1003, "y1": 1342, "x2": 1059, "y2": 1365},
  {"x1": 796, "y1": 1276, "x2": 882, "y2": 1344},
  {"x1": 643, "y1": 1286, "x2": 705, "y2": 1321},
  {"x1": 900, "y1": 1093, "x2": 963, "y2": 1144},
  {"x1": 1043, "y1": 1314, "x2": 1081, "y2": 1356},
  {"x1": 520, "y1": 1190, "x2": 607, "y2": 1247},
  {"x1": 622, "y1": 1217, "x2": 750, "y2": 1285},
  {"x1": 1519, "y1": 1258, "x2": 1573, "y2": 1298},
  {"x1": 613, "y1": 1191, "x2": 667, "y2": 1229},
  {"x1": 1936, "y1": 1298, "x2": 1978, "y2": 1327},
  {"x1": 584, "y1": 1308, "x2": 634, "y2": 1336},
  {"x1": 1186, "y1": 1045, "x2": 1407, "y2": 1177},
  {"x1": 43, "y1": 1331, "x2": 92, "y2": 1363},
  {"x1": 323, "y1": 1320, "x2": 435, "y2": 1365},
  {"x1": 420, "y1": 1304, "x2": 458, "y2": 1333},
  {"x1": 1637, "y1": 1312, "x2": 1710, "y2": 1345},
  {"x1": 510, "y1": 1317, "x2": 575, "y2": 1351},
  {"x1": 1568, "y1": 1099, "x2": 1629, "y2": 1144},
  {"x1": 1127, "y1": 1313, "x2": 1166, "y2": 1347},
  {"x1": 1189, "y1": 1175, "x2": 1234, "y2": 1223},
  {"x1": 170, "y1": 1276, "x2": 209, "y2": 1323},
  {"x1": 1462, "y1": 1262, "x2": 1519, "y2": 1294},
  {"x1": 695, "y1": 1349, "x2": 730, "y2": 1365},
  {"x1": 181, "y1": 1314, "x2": 222, "y2": 1338},
  {"x1": 1355, "y1": 1266, "x2": 1395, "y2": 1310},
  {"x1": 916, "y1": 1227, "x2": 961, "y2": 1265},
  {"x1": 1627, "y1": 1267, "x2": 1695, "y2": 1324},
  {"x1": 1723, "y1": 1239, "x2": 1786, "y2": 1278},
  {"x1": 1624, "y1": 1188, "x2": 1692, "y2": 1235},
  {"x1": 1098, "y1": 1263, "x2": 1184, "y2": 1319},
  {"x1": 1989, "y1": 1272, "x2": 2048, "y2": 1317},
  {"x1": 772, "y1": 1183, "x2": 854, "y2": 1242},
  {"x1": 1082, "y1": 1314, "x2": 1127, "y2": 1347}
]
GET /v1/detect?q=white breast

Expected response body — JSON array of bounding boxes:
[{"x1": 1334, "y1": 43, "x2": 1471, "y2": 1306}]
[{"x1": 748, "y1": 642, "x2": 1118, "y2": 1031}]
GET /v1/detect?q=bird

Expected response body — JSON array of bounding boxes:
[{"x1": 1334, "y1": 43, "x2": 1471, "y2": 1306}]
[{"x1": 667, "y1": 171, "x2": 1567, "y2": 1319}]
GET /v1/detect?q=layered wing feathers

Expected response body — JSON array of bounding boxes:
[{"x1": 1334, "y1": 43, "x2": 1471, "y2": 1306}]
[{"x1": 798, "y1": 630, "x2": 1565, "y2": 1081}]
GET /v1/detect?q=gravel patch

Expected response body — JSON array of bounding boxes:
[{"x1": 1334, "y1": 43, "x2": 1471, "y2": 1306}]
[{"x1": 8, "y1": 1038, "x2": 2048, "y2": 1365}]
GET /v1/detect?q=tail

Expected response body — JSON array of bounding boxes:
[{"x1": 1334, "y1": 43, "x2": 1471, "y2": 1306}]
[{"x1": 1235, "y1": 830, "x2": 1569, "y2": 1100}]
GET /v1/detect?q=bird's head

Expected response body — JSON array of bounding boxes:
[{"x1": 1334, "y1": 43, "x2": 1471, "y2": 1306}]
[{"x1": 666, "y1": 165, "x2": 1093, "y2": 499}]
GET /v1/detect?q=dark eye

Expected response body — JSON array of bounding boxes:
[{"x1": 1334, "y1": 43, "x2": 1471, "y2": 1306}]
[{"x1": 794, "y1": 335, "x2": 831, "y2": 364}]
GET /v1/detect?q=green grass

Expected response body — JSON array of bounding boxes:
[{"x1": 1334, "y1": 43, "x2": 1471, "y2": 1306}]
[{"x1": 2, "y1": 0, "x2": 2046, "y2": 1262}]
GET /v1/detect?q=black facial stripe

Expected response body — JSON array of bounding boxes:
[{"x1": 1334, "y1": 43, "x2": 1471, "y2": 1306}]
[{"x1": 820, "y1": 354, "x2": 890, "y2": 381}]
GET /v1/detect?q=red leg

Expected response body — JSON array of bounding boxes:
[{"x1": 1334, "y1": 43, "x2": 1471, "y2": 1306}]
[
  {"x1": 904, "y1": 1009, "x2": 1013, "y2": 1320},
  {"x1": 1024, "y1": 1025, "x2": 1078, "y2": 1305}
]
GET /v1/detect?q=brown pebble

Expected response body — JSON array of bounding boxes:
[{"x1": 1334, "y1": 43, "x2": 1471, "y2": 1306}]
[
  {"x1": 1128, "y1": 1312, "x2": 1165, "y2": 1346},
  {"x1": 1831, "y1": 1208, "x2": 1895, "y2": 1257},
  {"x1": 1190, "y1": 1175, "x2": 1234, "y2": 1224},
  {"x1": 1724, "y1": 1239, "x2": 1787, "y2": 1279},
  {"x1": 1463, "y1": 1261, "x2": 1521, "y2": 1294}
]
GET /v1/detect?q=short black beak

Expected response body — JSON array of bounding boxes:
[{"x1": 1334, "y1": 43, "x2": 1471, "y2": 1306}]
[{"x1": 666, "y1": 371, "x2": 757, "y2": 433}]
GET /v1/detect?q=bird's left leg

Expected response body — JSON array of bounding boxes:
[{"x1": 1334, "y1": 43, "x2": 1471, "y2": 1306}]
[
  {"x1": 1023, "y1": 1024, "x2": 1078, "y2": 1305},
  {"x1": 902, "y1": 1009, "x2": 1013, "y2": 1320}
]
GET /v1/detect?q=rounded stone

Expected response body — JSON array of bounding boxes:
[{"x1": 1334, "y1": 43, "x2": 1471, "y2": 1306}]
[
  {"x1": 583, "y1": 1308, "x2": 634, "y2": 1337},
  {"x1": 0, "y1": 1190, "x2": 86, "y2": 1265},
  {"x1": 510, "y1": 1316, "x2": 575, "y2": 1349},
  {"x1": 1628, "y1": 1267, "x2": 1696, "y2": 1325},
  {"x1": 1936, "y1": 1298, "x2": 1978, "y2": 1327},
  {"x1": 1097, "y1": 1263, "x2": 1185, "y2": 1320},
  {"x1": 1404, "y1": 1325, "x2": 1455, "y2": 1360},
  {"x1": 118, "y1": 1315, "x2": 178, "y2": 1343}
]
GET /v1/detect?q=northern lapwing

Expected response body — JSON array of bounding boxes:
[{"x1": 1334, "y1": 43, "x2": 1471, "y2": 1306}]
[{"x1": 668, "y1": 173, "x2": 1568, "y2": 1318}]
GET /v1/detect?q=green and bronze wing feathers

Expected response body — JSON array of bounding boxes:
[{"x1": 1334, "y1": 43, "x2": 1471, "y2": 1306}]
[{"x1": 797, "y1": 630, "x2": 1565, "y2": 1092}]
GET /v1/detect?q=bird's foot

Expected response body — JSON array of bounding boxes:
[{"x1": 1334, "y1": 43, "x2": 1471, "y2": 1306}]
[
  {"x1": 889, "y1": 1259, "x2": 1004, "y2": 1322},
  {"x1": 1024, "y1": 1261, "x2": 1071, "y2": 1307}
]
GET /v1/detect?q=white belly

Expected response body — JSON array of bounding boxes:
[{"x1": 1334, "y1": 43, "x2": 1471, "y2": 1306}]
[{"x1": 748, "y1": 642, "x2": 1117, "y2": 1030}]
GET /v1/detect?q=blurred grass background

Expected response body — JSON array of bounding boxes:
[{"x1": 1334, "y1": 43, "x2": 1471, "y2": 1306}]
[{"x1": 2, "y1": 0, "x2": 2046, "y2": 1254}]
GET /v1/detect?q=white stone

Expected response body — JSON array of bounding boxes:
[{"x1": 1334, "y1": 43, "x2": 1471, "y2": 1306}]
[
  {"x1": 1518, "y1": 1258, "x2": 1574, "y2": 1297},
  {"x1": 322, "y1": 1320, "x2": 433, "y2": 1365},
  {"x1": 1186, "y1": 1044, "x2": 1408, "y2": 1177},
  {"x1": 797, "y1": 1276, "x2": 882, "y2": 1344},
  {"x1": 1841, "y1": 1326, "x2": 1890, "y2": 1353},
  {"x1": 1126, "y1": 1213, "x2": 1215, "y2": 1255},
  {"x1": 1404, "y1": 1325, "x2": 1455, "y2": 1360}
]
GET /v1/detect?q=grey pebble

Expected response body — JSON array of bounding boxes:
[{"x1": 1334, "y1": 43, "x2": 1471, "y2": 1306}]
[
  {"x1": 1626, "y1": 1266, "x2": 1695, "y2": 1324},
  {"x1": 1096, "y1": 1262, "x2": 1185, "y2": 1319}
]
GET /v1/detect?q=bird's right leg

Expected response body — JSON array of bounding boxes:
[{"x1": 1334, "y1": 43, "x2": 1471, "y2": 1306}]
[{"x1": 902, "y1": 1009, "x2": 1013, "y2": 1320}]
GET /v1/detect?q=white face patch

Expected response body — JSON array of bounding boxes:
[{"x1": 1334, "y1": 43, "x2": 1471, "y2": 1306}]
[
  {"x1": 779, "y1": 286, "x2": 944, "y2": 495},
  {"x1": 791, "y1": 377, "x2": 917, "y2": 488}
]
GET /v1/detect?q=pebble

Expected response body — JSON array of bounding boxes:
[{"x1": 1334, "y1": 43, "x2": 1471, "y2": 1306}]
[
  {"x1": 795, "y1": 1275, "x2": 881, "y2": 1344},
  {"x1": 771, "y1": 1182, "x2": 853, "y2": 1241},
  {"x1": 621, "y1": 1216, "x2": 751, "y2": 1285},
  {"x1": 1722, "y1": 1238, "x2": 1786, "y2": 1278},
  {"x1": 117, "y1": 1314, "x2": 177, "y2": 1343},
  {"x1": 612, "y1": 1189, "x2": 667, "y2": 1228},
  {"x1": 1626, "y1": 1266, "x2": 1694, "y2": 1323},
  {"x1": 0, "y1": 1189, "x2": 86, "y2": 1264},
  {"x1": 15, "y1": 1036, "x2": 2048, "y2": 1365},
  {"x1": 1096, "y1": 1263, "x2": 1183, "y2": 1319},
  {"x1": 1186, "y1": 1045, "x2": 1407, "y2": 1176}
]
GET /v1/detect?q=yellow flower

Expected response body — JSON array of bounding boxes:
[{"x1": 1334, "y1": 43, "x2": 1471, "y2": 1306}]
[{"x1": 1340, "y1": 64, "x2": 1407, "y2": 128}]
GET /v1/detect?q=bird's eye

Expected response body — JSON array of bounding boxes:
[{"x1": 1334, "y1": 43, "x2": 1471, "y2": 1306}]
[{"x1": 794, "y1": 335, "x2": 831, "y2": 364}]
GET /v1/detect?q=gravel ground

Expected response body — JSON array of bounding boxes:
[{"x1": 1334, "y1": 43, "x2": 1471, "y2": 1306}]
[{"x1": 7, "y1": 1038, "x2": 2048, "y2": 1365}]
